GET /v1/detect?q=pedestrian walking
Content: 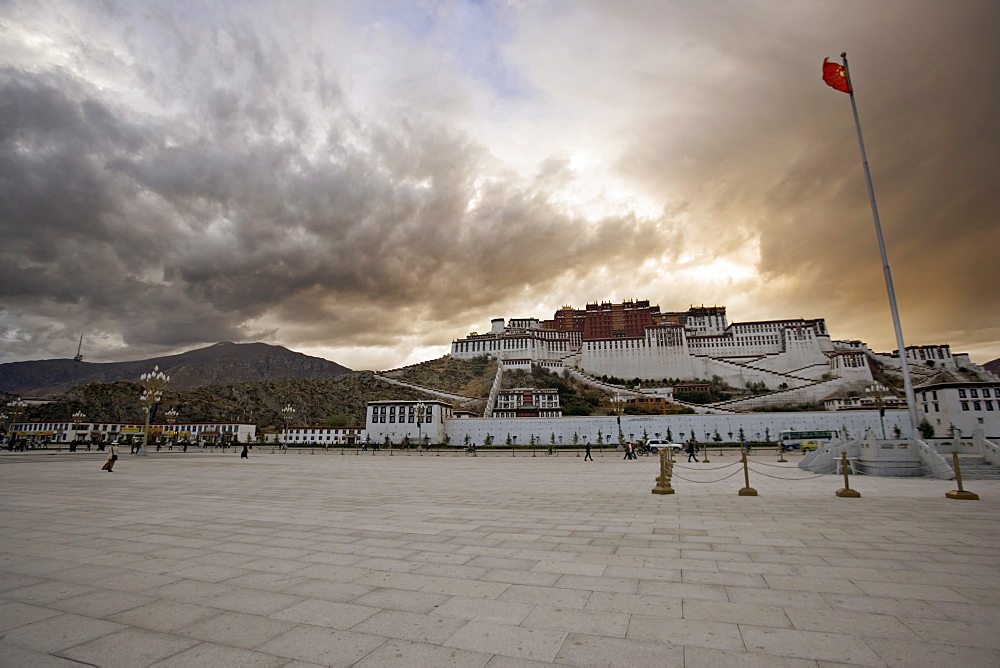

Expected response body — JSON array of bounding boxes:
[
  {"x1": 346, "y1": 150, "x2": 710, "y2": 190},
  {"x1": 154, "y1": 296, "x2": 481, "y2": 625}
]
[
  {"x1": 241, "y1": 444, "x2": 249, "y2": 459},
  {"x1": 686, "y1": 440, "x2": 699, "y2": 463},
  {"x1": 101, "y1": 442, "x2": 120, "y2": 472},
  {"x1": 584, "y1": 442, "x2": 592, "y2": 461}
]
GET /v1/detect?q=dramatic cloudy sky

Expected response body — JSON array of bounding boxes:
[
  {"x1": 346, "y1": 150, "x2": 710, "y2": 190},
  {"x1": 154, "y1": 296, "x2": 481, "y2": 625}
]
[{"x1": 2, "y1": 1, "x2": 998, "y2": 371}]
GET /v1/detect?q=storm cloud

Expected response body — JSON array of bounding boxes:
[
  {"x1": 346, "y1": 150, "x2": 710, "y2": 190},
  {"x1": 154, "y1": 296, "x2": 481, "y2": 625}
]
[{"x1": 1, "y1": 1, "x2": 998, "y2": 370}]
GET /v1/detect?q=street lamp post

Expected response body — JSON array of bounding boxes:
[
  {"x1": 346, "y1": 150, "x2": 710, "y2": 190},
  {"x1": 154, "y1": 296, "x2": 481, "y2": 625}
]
[
  {"x1": 416, "y1": 402, "x2": 426, "y2": 455},
  {"x1": 6, "y1": 398, "x2": 28, "y2": 448},
  {"x1": 165, "y1": 409, "x2": 179, "y2": 448},
  {"x1": 611, "y1": 394, "x2": 626, "y2": 454},
  {"x1": 138, "y1": 366, "x2": 169, "y2": 456},
  {"x1": 281, "y1": 404, "x2": 296, "y2": 451},
  {"x1": 72, "y1": 411, "x2": 86, "y2": 450}
]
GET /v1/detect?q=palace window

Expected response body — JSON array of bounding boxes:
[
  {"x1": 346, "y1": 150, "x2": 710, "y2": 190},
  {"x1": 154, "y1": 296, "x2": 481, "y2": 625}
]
[
  {"x1": 959, "y1": 390, "x2": 967, "y2": 398},
  {"x1": 961, "y1": 401, "x2": 969, "y2": 411}
]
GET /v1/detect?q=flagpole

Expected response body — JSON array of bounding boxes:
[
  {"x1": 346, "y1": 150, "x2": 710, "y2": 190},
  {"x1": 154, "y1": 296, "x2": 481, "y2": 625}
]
[{"x1": 840, "y1": 52, "x2": 920, "y2": 435}]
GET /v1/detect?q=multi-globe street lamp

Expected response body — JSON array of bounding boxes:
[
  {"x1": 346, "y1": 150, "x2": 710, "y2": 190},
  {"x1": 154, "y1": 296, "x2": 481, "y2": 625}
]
[{"x1": 138, "y1": 366, "x2": 169, "y2": 456}]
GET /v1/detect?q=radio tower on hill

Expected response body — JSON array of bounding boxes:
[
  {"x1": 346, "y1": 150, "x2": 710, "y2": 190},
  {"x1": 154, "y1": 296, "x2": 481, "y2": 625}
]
[{"x1": 69, "y1": 335, "x2": 84, "y2": 392}]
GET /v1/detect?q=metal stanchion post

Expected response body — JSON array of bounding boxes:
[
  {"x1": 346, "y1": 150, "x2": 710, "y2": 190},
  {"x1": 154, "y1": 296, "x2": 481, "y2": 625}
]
[
  {"x1": 651, "y1": 449, "x2": 675, "y2": 495},
  {"x1": 777, "y1": 443, "x2": 787, "y2": 463},
  {"x1": 836, "y1": 451, "x2": 860, "y2": 497},
  {"x1": 946, "y1": 451, "x2": 979, "y2": 500},
  {"x1": 738, "y1": 451, "x2": 758, "y2": 496}
]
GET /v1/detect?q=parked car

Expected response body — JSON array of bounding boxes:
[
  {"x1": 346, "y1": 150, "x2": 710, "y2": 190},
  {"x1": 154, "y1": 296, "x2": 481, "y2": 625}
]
[
  {"x1": 646, "y1": 440, "x2": 685, "y2": 454},
  {"x1": 799, "y1": 440, "x2": 823, "y2": 452}
]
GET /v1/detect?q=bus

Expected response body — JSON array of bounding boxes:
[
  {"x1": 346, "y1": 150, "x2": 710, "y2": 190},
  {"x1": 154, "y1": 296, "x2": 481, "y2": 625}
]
[{"x1": 779, "y1": 430, "x2": 839, "y2": 449}]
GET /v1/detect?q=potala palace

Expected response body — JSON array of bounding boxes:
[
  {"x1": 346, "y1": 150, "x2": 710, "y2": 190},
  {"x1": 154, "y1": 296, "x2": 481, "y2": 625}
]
[{"x1": 450, "y1": 300, "x2": 984, "y2": 411}]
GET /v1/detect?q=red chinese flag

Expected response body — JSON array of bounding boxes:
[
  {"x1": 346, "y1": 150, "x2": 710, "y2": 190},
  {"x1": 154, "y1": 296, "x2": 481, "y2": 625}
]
[{"x1": 822, "y1": 58, "x2": 851, "y2": 93}]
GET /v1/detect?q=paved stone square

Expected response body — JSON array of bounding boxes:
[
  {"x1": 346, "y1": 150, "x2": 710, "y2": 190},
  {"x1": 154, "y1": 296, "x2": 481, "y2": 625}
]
[{"x1": 1, "y1": 449, "x2": 999, "y2": 666}]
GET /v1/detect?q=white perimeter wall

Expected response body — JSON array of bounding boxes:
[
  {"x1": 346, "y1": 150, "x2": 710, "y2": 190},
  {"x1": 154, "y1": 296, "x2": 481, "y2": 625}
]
[{"x1": 439, "y1": 410, "x2": 910, "y2": 446}]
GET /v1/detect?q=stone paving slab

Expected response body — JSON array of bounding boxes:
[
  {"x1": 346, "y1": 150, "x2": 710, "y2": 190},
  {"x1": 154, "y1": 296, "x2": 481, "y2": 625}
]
[{"x1": 1, "y1": 451, "x2": 1000, "y2": 666}]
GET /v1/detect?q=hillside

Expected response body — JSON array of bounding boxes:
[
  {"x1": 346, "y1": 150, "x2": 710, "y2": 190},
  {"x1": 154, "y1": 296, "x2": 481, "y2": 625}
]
[
  {"x1": 12, "y1": 372, "x2": 428, "y2": 429},
  {"x1": 986, "y1": 358, "x2": 1000, "y2": 377},
  {"x1": 384, "y1": 355, "x2": 498, "y2": 398},
  {"x1": 388, "y1": 356, "x2": 614, "y2": 416},
  {"x1": 0, "y1": 342, "x2": 352, "y2": 395}
]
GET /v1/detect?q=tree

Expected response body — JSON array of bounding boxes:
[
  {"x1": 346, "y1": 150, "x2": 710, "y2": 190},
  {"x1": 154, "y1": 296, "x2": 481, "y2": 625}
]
[
  {"x1": 764, "y1": 427, "x2": 771, "y2": 442},
  {"x1": 738, "y1": 427, "x2": 746, "y2": 442},
  {"x1": 919, "y1": 420, "x2": 935, "y2": 439},
  {"x1": 464, "y1": 434, "x2": 471, "y2": 447},
  {"x1": 596, "y1": 430, "x2": 604, "y2": 446},
  {"x1": 712, "y1": 430, "x2": 722, "y2": 442},
  {"x1": 572, "y1": 432, "x2": 579, "y2": 446},
  {"x1": 323, "y1": 414, "x2": 349, "y2": 427},
  {"x1": 666, "y1": 427, "x2": 673, "y2": 441},
  {"x1": 484, "y1": 434, "x2": 494, "y2": 447},
  {"x1": 506, "y1": 434, "x2": 513, "y2": 447}
]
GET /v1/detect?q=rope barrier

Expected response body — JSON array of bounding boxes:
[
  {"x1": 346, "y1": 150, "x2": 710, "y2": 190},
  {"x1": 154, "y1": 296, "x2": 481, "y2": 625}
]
[
  {"x1": 673, "y1": 462, "x2": 740, "y2": 471},
  {"x1": 747, "y1": 466, "x2": 829, "y2": 481},
  {"x1": 751, "y1": 459, "x2": 805, "y2": 468},
  {"x1": 672, "y1": 469, "x2": 744, "y2": 484}
]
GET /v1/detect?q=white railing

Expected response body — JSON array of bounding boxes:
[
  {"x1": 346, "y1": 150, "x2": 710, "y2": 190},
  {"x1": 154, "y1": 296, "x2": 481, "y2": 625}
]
[
  {"x1": 914, "y1": 438, "x2": 954, "y2": 480},
  {"x1": 974, "y1": 429, "x2": 1000, "y2": 466}
]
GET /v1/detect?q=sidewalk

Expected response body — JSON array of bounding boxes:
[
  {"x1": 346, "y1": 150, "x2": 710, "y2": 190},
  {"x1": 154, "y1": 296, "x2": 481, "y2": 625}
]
[{"x1": 1, "y1": 452, "x2": 998, "y2": 666}]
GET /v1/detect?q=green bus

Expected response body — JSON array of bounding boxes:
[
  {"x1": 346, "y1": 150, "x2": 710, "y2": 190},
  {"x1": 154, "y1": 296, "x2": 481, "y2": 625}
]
[{"x1": 779, "y1": 430, "x2": 839, "y2": 449}]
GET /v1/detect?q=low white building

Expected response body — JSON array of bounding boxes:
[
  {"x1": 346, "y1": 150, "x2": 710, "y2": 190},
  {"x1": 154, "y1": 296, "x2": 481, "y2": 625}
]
[
  {"x1": 494, "y1": 388, "x2": 562, "y2": 418},
  {"x1": 8, "y1": 420, "x2": 256, "y2": 444},
  {"x1": 365, "y1": 400, "x2": 454, "y2": 445},
  {"x1": 915, "y1": 381, "x2": 1000, "y2": 439},
  {"x1": 279, "y1": 427, "x2": 363, "y2": 445}
]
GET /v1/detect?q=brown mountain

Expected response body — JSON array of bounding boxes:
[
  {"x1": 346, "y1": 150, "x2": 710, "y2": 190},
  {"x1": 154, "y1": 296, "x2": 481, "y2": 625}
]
[
  {"x1": 0, "y1": 342, "x2": 352, "y2": 396},
  {"x1": 985, "y1": 358, "x2": 1000, "y2": 377}
]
